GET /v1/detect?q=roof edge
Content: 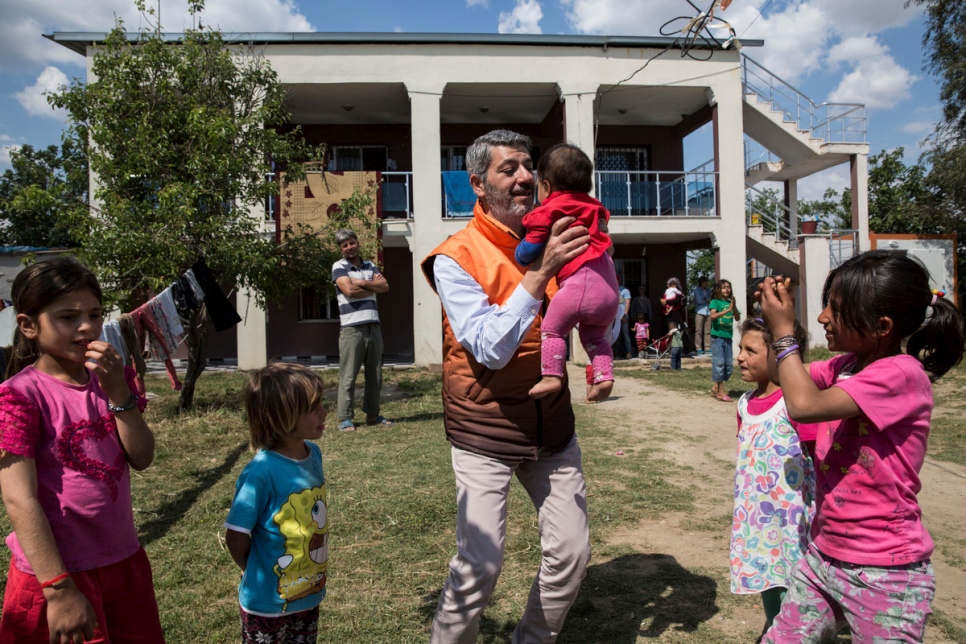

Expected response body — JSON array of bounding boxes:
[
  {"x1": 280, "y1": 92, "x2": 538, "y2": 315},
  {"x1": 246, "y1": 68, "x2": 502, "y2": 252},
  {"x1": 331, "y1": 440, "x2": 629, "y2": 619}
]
[{"x1": 46, "y1": 31, "x2": 763, "y2": 56}]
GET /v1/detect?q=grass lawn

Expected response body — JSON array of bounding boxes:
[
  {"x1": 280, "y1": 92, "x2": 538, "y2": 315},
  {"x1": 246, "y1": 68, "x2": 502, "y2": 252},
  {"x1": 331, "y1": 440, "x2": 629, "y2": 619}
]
[{"x1": 0, "y1": 355, "x2": 963, "y2": 641}]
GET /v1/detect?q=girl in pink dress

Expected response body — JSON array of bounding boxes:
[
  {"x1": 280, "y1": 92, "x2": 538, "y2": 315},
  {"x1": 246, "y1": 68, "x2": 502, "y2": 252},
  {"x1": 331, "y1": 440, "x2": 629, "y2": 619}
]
[
  {"x1": 759, "y1": 250, "x2": 965, "y2": 642},
  {"x1": 0, "y1": 257, "x2": 163, "y2": 642}
]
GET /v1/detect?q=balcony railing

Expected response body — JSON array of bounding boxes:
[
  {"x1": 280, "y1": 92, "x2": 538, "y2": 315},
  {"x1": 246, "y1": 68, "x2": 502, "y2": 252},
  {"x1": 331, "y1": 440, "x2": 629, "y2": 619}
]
[
  {"x1": 382, "y1": 171, "x2": 413, "y2": 219},
  {"x1": 595, "y1": 170, "x2": 717, "y2": 217}
]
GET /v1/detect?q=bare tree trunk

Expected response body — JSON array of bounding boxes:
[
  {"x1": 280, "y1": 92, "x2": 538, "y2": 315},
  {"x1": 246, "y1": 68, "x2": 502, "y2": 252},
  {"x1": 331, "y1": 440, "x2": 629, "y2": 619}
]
[{"x1": 179, "y1": 303, "x2": 209, "y2": 411}]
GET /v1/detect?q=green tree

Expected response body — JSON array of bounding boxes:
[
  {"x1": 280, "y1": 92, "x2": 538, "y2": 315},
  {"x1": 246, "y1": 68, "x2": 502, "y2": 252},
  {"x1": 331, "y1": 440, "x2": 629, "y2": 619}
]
[
  {"x1": 0, "y1": 141, "x2": 87, "y2": 247},
  {"x1": 48, "y1": 1, "x2": 361, "y2": 409}
]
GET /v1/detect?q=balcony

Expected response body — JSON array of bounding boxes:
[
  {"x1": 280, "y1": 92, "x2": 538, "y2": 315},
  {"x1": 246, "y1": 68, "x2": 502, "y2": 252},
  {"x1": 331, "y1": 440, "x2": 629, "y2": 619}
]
[
  {"x1": 266, "y1": 168, "x2": 719, "y2": 221},
  {"x1": 595, "y1": 169, "x2": 717, "y2": 217}
]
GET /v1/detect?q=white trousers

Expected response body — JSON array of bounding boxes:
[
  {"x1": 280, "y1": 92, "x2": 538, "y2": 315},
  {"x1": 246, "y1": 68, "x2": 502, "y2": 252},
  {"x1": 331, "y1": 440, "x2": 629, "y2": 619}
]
[{"x1": 431, "y1": 437, "x2": 591, "y2": 644}]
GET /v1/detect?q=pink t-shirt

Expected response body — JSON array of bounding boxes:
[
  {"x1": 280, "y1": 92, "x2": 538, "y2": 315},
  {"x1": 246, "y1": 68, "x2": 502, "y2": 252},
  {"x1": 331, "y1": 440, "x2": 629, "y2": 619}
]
[
  {"x1": 808, "y1": 353, "x2": 933, "y2": 566},
  {"x1": 0, "y1": 365, "x2": 145, "y2": 574}
]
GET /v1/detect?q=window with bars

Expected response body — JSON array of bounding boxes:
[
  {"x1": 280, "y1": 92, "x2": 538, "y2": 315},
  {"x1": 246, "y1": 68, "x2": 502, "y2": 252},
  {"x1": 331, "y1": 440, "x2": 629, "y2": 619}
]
[
  {"x1": 299, "y1": 287, "x2": 339, "y2": 322},
  {"x1": 441, "y1": 146, "x2": 467, "y2": 171},
  {"x1": 595, "y1": 147, "x2": 649, "y2": 172},
  {"x1": 329, "y1": 146, "x2": 389, "y2": 172}
]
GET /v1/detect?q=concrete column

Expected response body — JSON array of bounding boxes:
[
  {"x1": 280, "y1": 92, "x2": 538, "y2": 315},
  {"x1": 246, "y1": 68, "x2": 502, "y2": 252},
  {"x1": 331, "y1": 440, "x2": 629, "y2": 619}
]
[
  {"x1": 407, "y1": 82, "x2": 447, "y2": 368},
  {"x1": 236, "y1": 285, "x2": 268, "y2": 370},
  {"x1": 798, "y1": 234, "x2": 832, "y2": 347},
  {"x1": 559, "y1": 81, "x2": 599, "y2": 196},
  {"x1": 784, "y1": 179, "x2": 798, "y2": 234},
  {"x1": 560, "y1": 82, "x2": 601, "y2": 363},
  {"x1": 708, "y1": 83, "x2": 747, "y2": 345},
  {"x1": 851, "y1": 154, "x2": 870, "y2": 251}
]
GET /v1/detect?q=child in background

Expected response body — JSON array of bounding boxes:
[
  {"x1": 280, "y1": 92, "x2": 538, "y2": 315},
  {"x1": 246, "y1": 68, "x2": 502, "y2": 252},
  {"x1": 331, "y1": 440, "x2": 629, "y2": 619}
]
[
  {"x1": 731, "y1": 318, "x2": 815, "y2": 636},
  {"x1": 759, "y1": 250, "x2": 966, "y2": 642},
  {"x1": 661, "y1": 277, "x2": 685, "y2": 320},
  {"x1": 710, "y1": 279, "x2": 741, "y2": 402},
  {"x1": 225, "y1": 363, "x2": 330, "y2": 643},
  {"x1": 515, "y1": 142, "x2": 618, "y2": 402},
  {"x1": 0, "y1": 257, "x2": 163, "y2": 642},
  {"x1": 633, "y1": 313, "x2": 650, "y2": 358}
]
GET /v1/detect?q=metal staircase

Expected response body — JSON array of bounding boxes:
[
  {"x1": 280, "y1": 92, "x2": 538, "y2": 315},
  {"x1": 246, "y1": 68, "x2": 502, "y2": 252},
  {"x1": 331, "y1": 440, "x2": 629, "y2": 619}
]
[{"x1": 741, "y1": 55, "x2": 868, "y2": 185}]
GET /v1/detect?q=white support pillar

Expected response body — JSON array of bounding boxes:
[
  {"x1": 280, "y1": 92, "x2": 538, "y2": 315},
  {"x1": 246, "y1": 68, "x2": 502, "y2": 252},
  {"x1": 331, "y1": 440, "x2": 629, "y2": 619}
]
[
  {"x1": 236, "y1": 285, "x2": 268, "y2": 370},
  {"x1": 784, "y1": 179, "x2": 798, "y2": 235},
  {"x1": 799, "y1": 234, "x2": 832, "y2": 347},
  {"x1": 236, "y1": 198, "x2": 271, "y2": 369},
  {"x1": 559, "y1": 82, "x2": 599, "y2": 195},
  {"x1": 851, "y1": 154, "x2": 871, "y2": 251},
  {"x1": 407, "y1": 82, "x2": 447, "y2": 368},
  {"x1": 709, "y1": 84, "x2": 747, "y2": 346},
  {"x1": 560, "y1": 82, "x2": 600, "y2": 364}
]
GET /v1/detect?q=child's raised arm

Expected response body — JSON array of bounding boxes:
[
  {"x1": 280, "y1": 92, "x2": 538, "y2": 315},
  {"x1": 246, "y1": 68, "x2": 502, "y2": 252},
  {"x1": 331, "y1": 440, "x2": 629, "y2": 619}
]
[
  {"x1": 759, "y1": 276, "x2": 862, "y2": 423},
  {"x1": 0, "y1": 454, "x2": 98, "y2": 640},
  {"x1": 85, "y1": 340, "x2": 155, "y2": 471}
]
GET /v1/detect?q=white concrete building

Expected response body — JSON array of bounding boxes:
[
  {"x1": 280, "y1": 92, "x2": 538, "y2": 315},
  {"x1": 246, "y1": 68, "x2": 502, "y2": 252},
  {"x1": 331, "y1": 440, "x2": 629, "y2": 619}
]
[{"x1": 51, "y1": 33, "x2": 870, "y2": 367}]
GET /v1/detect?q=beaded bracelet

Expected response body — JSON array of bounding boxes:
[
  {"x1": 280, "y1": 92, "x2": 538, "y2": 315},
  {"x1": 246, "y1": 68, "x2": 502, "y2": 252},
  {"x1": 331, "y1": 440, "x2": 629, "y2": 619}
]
[
  {"x1": 108, "y1": 394, "x2": 140, "y2": 414},
  {"x1": 40, "y1": 572, "x2": 70, "y2": 589},
  {"x1": 771, "y1": 335, "x2": 797, "y2": 353},
  {"x1": 775, "y1": 345, "x2": 800, "y2": 363}
]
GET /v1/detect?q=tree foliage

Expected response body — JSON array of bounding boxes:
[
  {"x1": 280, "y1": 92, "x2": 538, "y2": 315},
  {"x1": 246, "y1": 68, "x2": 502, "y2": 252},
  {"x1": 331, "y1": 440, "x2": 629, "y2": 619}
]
[
  {"x1": 0, "y1": 141, "x2": 87, "y2": 248},
  {"x1": 48, "y1": 0, "x2": 369, "y2": 408}
]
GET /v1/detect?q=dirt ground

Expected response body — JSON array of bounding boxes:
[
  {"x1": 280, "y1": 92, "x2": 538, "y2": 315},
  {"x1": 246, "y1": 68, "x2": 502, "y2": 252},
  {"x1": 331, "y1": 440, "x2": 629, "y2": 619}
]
[{"x1": 567, "y1": 362, "x2": 965, "y2": 643}]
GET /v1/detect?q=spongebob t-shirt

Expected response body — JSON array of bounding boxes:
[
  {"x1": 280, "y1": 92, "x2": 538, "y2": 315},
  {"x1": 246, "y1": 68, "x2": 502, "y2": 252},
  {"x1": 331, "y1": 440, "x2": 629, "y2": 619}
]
[{"x1": 225, "y1": 442, "x2": 328, "y2": 617}]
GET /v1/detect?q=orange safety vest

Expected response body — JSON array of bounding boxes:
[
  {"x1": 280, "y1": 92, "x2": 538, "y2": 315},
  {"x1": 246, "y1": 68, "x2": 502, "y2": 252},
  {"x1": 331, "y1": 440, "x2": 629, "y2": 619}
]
[{"x1": 421, "y1": 202, "x2": 575, "y2": 461}]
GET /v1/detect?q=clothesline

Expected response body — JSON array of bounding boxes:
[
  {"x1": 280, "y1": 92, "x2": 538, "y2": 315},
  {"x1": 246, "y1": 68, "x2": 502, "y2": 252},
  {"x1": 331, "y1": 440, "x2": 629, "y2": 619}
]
[{"x1": 99, "y1": 258, "x2": 242, "y2": 392}]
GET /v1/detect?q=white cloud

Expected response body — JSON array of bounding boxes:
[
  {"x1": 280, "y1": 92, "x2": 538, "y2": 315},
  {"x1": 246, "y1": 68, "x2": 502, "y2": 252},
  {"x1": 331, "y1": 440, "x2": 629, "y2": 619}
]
[
  {"x1": 498, "y1": 0, "x2": 543, "y2": 34},
  {"x1": 826, "y1": 36, "x2": 915, "y2": 108},
  {"x1": 900, "y1": 120, "x2": 935, "y2": 135},
  {"x1": 467, "y1": 0, "x2": 489, "y2": 7},
  {"x1": 0, "y1": 0, "x2": 314, "y2": 73},
  {"x1": 797, "y1": 166, "x2": 852, "y2": 202},
  {"x1": 14, "y1": 66, "x2": 70, "y2": 119},
  {"x1": 0, "y1": 139, "x2": 22, "y2": 168}
]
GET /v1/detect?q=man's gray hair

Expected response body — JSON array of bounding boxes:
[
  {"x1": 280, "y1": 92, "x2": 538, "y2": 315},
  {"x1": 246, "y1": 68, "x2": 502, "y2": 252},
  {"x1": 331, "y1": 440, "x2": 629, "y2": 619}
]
[
  {"x1": 465, "y1": 129, "x2": 532, "y2": 180},
  {"x1": 334, "y1": 229, "x2": 357, "y2": 245}
]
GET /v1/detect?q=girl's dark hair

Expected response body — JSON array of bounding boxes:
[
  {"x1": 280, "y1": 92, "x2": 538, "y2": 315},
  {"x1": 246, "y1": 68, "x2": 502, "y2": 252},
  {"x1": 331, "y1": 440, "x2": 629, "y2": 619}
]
[
  {"x1": 740, "y1": 318, "x2": 809, "y2": 357},
  {"x1": 823, "y1": 249, "x2": 965, "y2": 380},
  {"x1": 711, "y1": 279, "x2": 732, "y2": 300},
  {"x1": 535, "y1": 143, "x2": 594, "y2": 193},
  {"x1": 6, "y1": 256, "x2": 102, "y2": 379}
]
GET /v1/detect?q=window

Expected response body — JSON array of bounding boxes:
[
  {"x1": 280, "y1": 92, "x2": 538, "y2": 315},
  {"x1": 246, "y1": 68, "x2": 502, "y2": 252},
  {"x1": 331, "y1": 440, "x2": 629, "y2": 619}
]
[
  {"x1": 329, "y1": 146, "x2": 389, "y2": 172},
  {"x1": 441, "y1": 146, "x2": 467, "y2": 171},
  {"x1": 299, "y1": 287, "x2": 339, "y2": 322},
  {"x1": 595, "y1": 147, "x2": 649, "y2": 171}
]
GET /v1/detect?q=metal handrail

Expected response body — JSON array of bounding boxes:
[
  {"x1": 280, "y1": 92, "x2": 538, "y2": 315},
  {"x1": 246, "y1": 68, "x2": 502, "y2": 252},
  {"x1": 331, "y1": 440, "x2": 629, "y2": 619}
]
[
  {"x1": 595, "y1": 169, "x2": 717, "y2": 217},
  {"x1": 745, "y1": 184, "x2": 795, "y2": 247},
  {"x1": 828, "y1": 229, "x2": 859, "y2": 268},
  {"x1": 742, "y1": 55, "x2": 866, "y2": 144}
]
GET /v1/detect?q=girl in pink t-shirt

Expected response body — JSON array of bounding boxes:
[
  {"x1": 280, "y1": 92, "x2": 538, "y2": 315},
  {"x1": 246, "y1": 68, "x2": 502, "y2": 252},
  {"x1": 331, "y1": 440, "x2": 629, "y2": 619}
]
[
  {"x1": 0, "y1": 258, "x2": 163, "y2": 642},
  {"x1": 758, "y1": 250, "x2": 965, "y2": 643}
]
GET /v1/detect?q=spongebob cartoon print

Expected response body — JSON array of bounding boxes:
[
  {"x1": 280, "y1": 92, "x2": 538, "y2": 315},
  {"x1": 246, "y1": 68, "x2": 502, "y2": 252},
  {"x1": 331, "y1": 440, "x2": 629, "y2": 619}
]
[{"x1": 272, "y1": 484, "x2": 328, "y2": 607}]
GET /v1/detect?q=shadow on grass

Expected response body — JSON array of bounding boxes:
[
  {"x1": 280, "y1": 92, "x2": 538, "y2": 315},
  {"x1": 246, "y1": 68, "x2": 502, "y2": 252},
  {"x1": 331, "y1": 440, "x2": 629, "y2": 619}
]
[
  {"x1": 416, "y1": 553, "x2": 717, "y2": 643},
  {"x1": 138, "y1": 441, "x2": 247, "y2": 546},
  {"x1": 560, "y1": 553, "x2": 718, "y2": 643},
  {"x1": 394, "y1": 411, "x2": 446, "y2": 424}
]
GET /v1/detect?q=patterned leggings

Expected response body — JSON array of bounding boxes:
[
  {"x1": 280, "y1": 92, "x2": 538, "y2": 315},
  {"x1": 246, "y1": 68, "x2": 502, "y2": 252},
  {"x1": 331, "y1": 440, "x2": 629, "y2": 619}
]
[
  {"x1": 762, "y1": 543, "x2": 934, "y2": 643},
  {"x1": 241, "y1": 605, "x2": 320, "y2": 643}
]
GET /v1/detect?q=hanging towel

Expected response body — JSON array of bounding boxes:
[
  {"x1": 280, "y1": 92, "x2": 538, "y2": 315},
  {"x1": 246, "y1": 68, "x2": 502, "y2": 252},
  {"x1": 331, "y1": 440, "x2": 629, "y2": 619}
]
[
  {"x1": 190, "y1": 259, "x2": 242, "y2": 332},
  {"x1": 155, "y1": 287, "x2": 185, "y2": 340},
  {"x1": 99, "y1": 320, "x2": 129, "y2": 367},
  {"x1": 183, "y1": 269, "x2": 206, "y2": 303},
  {"x1": 130, "y1": 303, "x2": 183, "y2": 391},
  {"x1": 118, "y1": 313, "x2": 146, "y2": 396}
]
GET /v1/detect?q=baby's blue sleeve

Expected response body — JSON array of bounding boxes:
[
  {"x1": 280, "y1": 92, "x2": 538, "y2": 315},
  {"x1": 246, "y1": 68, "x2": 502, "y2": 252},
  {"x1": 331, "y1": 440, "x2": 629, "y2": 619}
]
[{"x1": 515, "y1": 239, "x2": 546, "y2": 266}]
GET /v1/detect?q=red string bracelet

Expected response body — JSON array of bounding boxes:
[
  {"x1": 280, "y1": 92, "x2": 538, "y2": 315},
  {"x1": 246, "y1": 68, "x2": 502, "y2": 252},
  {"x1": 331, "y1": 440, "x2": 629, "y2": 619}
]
[{"x1": 39, "y1": 572, "x2": 69, "y2": 589}]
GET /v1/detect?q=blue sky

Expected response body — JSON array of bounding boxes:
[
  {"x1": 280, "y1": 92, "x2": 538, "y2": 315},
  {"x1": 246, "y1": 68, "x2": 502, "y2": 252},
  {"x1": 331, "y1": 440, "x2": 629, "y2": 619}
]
[{"x1": 0, "y1": 0, "x2": 938, "y2": 199}]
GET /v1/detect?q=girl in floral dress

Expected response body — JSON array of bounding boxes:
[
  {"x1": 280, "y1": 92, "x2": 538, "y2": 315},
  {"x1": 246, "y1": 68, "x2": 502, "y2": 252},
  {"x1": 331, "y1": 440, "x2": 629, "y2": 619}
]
[{"x1": 730, "y1": 318, "x2": 815, "y2": 635}]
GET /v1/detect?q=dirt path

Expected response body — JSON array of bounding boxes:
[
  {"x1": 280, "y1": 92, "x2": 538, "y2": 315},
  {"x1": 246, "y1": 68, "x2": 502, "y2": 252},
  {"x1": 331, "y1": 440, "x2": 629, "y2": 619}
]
[{"x1": 568, "y1": 363, "x2": 965, "y2": 642}]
